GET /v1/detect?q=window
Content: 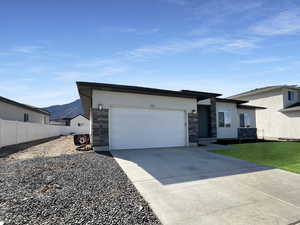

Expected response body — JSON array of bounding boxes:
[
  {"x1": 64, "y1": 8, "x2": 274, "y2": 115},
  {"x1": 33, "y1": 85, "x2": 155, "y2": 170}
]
[
  {"x1": 218, "y1": 111, "x2": 231, "y2": 128},
  {"x1": 240, "y1": 113, "x2": 245, "y2": 128},
  {"x1": 288, "y1": 91, "x2": 295, "y2": 101},
  {"x1": 240, "y1": 113, "x2": 251, "y2": 128},
  {"x1": 218, "y1": 112, "x2": 224, "y2": 127},
  {"x1": 24, "y1": 113, "x2": 29, "y2": 122}
]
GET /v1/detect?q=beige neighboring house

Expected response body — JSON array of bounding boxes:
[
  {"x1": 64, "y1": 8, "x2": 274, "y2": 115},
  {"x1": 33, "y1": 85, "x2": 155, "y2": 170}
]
[
  {"x1": 230, "y1": 85, "x2": 300, "y2": 140},
  {"x1": 70, "y1": 114, "x2": 89, "y2": 130},
  {"x1": 0, "y1": 96, "x2": 50, "y2": 124},
  {"x1": 49, "y1": 119, "x2": 68, "y2": 126}
]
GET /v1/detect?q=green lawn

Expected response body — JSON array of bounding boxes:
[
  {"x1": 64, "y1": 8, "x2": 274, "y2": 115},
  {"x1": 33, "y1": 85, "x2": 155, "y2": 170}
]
[{"x1": 210, "y1": 142, "x2": 300, "y2": 174}]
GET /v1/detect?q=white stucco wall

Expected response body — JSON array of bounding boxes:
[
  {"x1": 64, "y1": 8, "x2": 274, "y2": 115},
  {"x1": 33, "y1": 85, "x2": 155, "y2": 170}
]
[
  {"x1": 216, "y1": 102, "x2": 256, "y2": 139},
  {"x1": 237, "y1": 89, "x2": 284, "y2": 110},
  {"x1": 0, "y1": 101, "x2": 49, "y2": 124},
  {"x1": 216, "y1": 102, "x2": 239, "y2": 139},
  {"x1": 70, "y1": 115, "x2": 90, "y2": 134},
  {"x1": 235, "y1": 88, "x2": 300, "y2": 140},
  {"x1": 92, "y1": 90, "x2": 197, "y2": 112}
]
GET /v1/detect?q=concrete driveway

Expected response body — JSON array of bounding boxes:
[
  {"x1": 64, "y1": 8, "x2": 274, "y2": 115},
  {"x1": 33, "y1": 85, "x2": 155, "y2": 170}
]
[{"x1": 111, "y1": 147, "x2": 300, "y2": 225}]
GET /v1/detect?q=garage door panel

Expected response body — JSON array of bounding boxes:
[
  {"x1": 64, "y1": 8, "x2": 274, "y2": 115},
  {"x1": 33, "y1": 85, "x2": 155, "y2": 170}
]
[{"x1": 110, "y1": 108, "x2": 186, "y2": 150}]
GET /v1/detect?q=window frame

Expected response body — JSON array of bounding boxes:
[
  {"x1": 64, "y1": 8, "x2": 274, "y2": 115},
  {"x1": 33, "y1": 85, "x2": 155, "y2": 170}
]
[
  {"x1": 240, "y1": 112, "x2": 251, "y2": 128},
  {"x1": 218, "y1": 111, "x2": 231, "y2": 128},
  {"x1": 218, "y1": 112, "x2": 225, "y2": 128},
  {"x1": 24, "y1": 113, "x2": 29, "y2": 122},
  {"x1": 288, "y1": 91, "x2": 295, "y2": 101},
  {"x1": 240, "y1": 113, "x2": 245, "y2": 128}
]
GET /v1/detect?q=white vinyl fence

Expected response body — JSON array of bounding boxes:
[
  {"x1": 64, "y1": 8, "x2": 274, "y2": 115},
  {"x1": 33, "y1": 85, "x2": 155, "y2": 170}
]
[{"x1": 0, "y1": 118, "x2": 89, "y2": 148}]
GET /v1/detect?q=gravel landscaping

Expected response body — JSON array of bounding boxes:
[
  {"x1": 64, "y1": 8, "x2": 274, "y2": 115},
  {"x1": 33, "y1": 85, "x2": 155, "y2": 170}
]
[{"x1": 0, "y1": 137, "x2": 161, "y2": 225}]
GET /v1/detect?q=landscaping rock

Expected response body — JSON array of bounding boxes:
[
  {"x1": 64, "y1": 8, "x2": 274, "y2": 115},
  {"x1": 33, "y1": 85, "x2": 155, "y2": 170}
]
[{"x1": 0, "y1": 152, "x2": 161, "y2": 225}]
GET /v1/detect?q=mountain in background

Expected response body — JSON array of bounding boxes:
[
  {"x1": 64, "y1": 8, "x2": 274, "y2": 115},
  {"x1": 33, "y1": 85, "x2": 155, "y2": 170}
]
[{"x1": 44, "y1": 99, "x2": 84, "y2": 120}]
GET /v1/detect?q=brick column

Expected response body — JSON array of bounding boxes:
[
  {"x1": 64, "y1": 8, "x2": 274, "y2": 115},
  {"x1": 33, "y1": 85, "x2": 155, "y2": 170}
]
[
  {"x1": 92, "y1": 108, "x2": 109, "y2": 150},
  {"x1": 238, "y1": 128, "x2": 257, "y2": 139},
  {"x1": 188, "y1": 112, "x2": 199, "y2": 146},
  {"x1": 210, "y1": 97, "x2": 217, "y2": 138}
]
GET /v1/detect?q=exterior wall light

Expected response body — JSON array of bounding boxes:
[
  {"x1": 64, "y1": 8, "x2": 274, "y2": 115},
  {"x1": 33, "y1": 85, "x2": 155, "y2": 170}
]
[
  {"x1": 192, "y1": 109, "x2": 197, "y2": 114},
  {"x1": 98, "y1": 104, "x2": 103, "y2": 111}
]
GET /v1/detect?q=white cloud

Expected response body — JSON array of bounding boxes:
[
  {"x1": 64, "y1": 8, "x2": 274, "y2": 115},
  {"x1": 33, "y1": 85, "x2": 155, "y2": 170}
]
[
  {"x1": 163, "y1": 0, "x2": 188, "y2": 5},
  {"x1": 76, "y1": 58, "x2": 118, "y2": 68},
  {"x1": 20, "y1": 77, "x2": 35, "y2": 82},
  {"x1": 12, "y1": 45, "x2": 43, "y2": 54},
  {"x1": 55, "y1": 67, "x2": 128, "y2": 81},
  {"x1": 77, "y1": 37, "x2": 261, "y2": 71},
  {"x1": 120, "y1": 37, "x2": 260, "y2": 60},
  {"x1": 220, "y1": 39, "x2": 260, "y2": 52},
  {"x1": 99, "y1": 27, "x2": 160, "y2": 35},
  {"x1": 0, "y1": 83, "x2": 31, "y2": 92},
  {"x1": 190, "y1": 0, "x2": 262, "y2": 23},
  {"x1": 28, "y1": 66, "x2": 48, "y2": 73},
  {"x1": 121, "y1": 38, "x2": 225, "y2": 59},
  {"x1": 241, "y1": 58, "x2": 283, "y2": 64},
  {"x1": 252, "y1": 9, "x2": 300, "y2": 35}
]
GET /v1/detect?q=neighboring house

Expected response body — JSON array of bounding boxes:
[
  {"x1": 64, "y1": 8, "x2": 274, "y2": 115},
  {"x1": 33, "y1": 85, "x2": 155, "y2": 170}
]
[
  {"x1": 49, "y1": 119, "x2": 68, "y2": 126},
  {"x1": 49, "y1": 115, "x2": 89, "y2": 133},
  {"x1": 69, "y1": 114, "x2": 90, "y2": 133},
  {"x1": 77, "y1": 82, "x2": 260, "y2": 150},
  {"x1": 230, "y1": 85, "x2": 300, "y2": 140},
  {"x1": 0, "y1": 96, "x2": 50, "y2": 124}
]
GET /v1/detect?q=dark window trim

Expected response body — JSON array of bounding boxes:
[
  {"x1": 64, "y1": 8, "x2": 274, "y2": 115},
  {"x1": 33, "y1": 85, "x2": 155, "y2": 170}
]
[
  {"x1": 288, "y1": 91, "x2": 295, "y2": 101},
  {"x1": 218, "y1": 112, "x2": 225, "y2": 128},
  {"x1": 24, "y1": 113, "x2": 29, "y2": 122}
]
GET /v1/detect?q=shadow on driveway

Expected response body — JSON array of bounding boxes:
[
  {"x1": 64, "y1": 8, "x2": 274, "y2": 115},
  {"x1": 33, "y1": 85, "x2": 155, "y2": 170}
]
[{"x1": 110, "y1": 147, "x2": 272, "y2": 185}]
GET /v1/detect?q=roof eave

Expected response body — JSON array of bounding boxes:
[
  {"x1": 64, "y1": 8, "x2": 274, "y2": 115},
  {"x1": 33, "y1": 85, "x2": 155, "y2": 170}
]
[
  {"x1": 280, "y1": 106, "x2": 300, "y2": 112},
  {"x1": 230, "y1": 85, "x2": 300, "y2": 99},
  {"x1": 0, "y1": 96, "x2": 50, "y2": 115},
  {"x1": 77, "y1": 82, "x2": 223, "y2": 118},
  {"x1": 237, "y1": 105, "x2": 266, "y2": 110},
  {"x1": 216, "y1": 98, "x2": 248, "y2": 104}
]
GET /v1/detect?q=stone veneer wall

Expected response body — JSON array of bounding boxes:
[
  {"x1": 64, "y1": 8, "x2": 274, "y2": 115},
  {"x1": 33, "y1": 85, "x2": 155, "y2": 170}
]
[
  {"x1": 92, "y1": 108, "x2": 109, "y2": 147},
  {"x1": 238, "y1": 128, "x2": 257, "y2": 139},
  {"x1": 209, "y1": 97, "x2": 217, "y2": 138},
  {"x1": 188, "y1": 112, "x2": 199, "y2": 144}
]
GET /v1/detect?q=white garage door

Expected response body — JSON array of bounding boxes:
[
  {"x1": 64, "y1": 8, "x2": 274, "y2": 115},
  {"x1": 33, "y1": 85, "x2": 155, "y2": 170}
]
[{"x1": 110, "y1": 107, "x2": 186, "y2": 150}]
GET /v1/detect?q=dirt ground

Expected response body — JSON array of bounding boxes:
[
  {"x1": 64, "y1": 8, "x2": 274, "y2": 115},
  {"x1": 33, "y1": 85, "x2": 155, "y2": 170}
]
[{"x1": 1, "y1": 135, "x2": 80, "y2": 161}]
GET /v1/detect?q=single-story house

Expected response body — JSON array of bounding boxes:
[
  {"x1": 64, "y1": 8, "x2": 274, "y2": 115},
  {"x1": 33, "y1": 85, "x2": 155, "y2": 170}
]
[
  {"x1": 49, "y1": 115, "x2": 89, "y2": 133},
  {"x1": 230, "y1": 85, "x2": 300, "y2": 140},
  {"x1": 69, "y1": 114, "x2": 90, "y2": 134},
  {"x1": 77, "y1": 82, "x2": 262, "y2": 150},
  {"x1": 49, "y1": 119, "x2": 69, "y2": 126},
  {"x1": 0, "y1": 96, "x2": 50, "y2": 124}
]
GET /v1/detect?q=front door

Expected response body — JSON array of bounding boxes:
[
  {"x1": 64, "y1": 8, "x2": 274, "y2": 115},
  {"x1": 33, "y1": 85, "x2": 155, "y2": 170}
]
[{"x1": 198, "y1": 105, "x2": 210, "y2": 138}]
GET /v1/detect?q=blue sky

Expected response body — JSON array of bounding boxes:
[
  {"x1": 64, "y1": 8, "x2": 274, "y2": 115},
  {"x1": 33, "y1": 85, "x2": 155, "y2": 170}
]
[{"x1": 1, "y1": 0, "x2": 300, "y2": 107}]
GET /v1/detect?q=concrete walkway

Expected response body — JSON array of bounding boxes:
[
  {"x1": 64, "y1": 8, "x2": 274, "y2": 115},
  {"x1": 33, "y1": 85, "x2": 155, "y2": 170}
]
[{"x1": 112, "y1": 147, "x2": 300, "y2": 225}]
